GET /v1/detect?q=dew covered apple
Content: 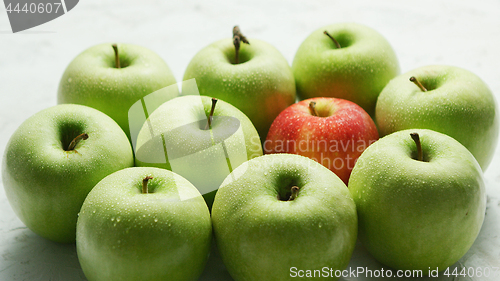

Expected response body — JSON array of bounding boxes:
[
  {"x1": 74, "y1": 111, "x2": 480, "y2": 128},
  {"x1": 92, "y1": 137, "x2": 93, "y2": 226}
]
[
  {"x1": 376, "y1": 65, "x2": 499, "y2": 170},
  {"x1": 76, "y1": 167, "x2": 212, "y2": 281},
  {"x1": 58, "y1": 43, "x2": 178, "y2": 139},
  {"x1": 212, "y1": 154, "x2": 358, "y2": 281},
  {"x1": 2, "y1": 104, "x2": 134, "y2": 243},
  {"x1": 135, "y1": 95, "x2": 262, "y2": 209},
  {"x1": 183, "y1": 26, "x2": 296, "y2": 139},
  {"x1": 349, "y1": 129, "x2": 486, "y2": 271},
  {"x1": 265, "y1": 97, "x2": 379, "y2": 184},
  {"x1": 292, "y1": 23, "x2": 399, "y2": 116}
]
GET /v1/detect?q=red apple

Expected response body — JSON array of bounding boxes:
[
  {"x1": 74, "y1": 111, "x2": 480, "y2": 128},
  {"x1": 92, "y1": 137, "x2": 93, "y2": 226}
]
[{"x1": 265, "y1": 97, "x2": 379, "y2": 184}]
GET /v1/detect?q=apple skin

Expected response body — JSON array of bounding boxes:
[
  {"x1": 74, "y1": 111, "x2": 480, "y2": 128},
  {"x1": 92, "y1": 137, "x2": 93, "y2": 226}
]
[
  {"x1": 292, "y1": 23, "x2": 400, "y2": 116},
  {"x1": 183, "y1": 38, "x2": 296, "y2": 139},
  {"x1": 265, "y1": 97, "x2": 378, "y2": 184},
  {"x1": 76, "y1": 167, "x2": 212, "y2": 281},
  {"x1": 2, "y1": 104, "x2": 134, "y2": 243},
  {"x1": 375, "y1": 65, "x2": 499, "y2": 170},
  {"x1": 212, "y1": 154, "x2": 358, "y2": 281},
  {"x1": 348, "y1": 129, "x2": 486, "y2": 271},
  {"x1": 135, "y1": 95, "x2": 263, "y2": 209},
  {"x1": 58, "y1": 43, "x2": 178, "y2": 139}
]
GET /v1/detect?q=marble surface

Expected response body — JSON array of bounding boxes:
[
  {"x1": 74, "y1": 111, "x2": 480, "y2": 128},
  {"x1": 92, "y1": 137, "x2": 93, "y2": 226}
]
[{"x1": 1, "y1": 1, "x2": 500, "y2": 280}]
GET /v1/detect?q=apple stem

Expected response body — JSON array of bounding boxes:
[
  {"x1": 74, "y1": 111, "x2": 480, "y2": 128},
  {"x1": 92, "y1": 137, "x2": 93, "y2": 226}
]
[
  {"x1": 309, "y1": 101, "x2": 319, "y2": 117},
  {"x1": 288, "y1": 186, "x2": 300, "y2": 201},
  {"x1": 410, "y1": 133, "x2": 423, "y2": 161},
  {"x1": 324, "y1": 31, "x2": 341, "y2": 49},
  {"x1": 142, "y1": 176, "x2": 153, "y2": 194},
  {"x1": 206, "y1": 98, "x2": 218, "y2": 130},
  {"x1": 67, "y1": 133, "x2": 88, "y2": 151},
  {"x1": 233, "y1": 26, "x2": 250, "y2": 64},
  {"x1": 409, "y1": 76, "x2": 427, "y2": 92},
  {"x1": 112, "y1": 44, "x2": 120, "y2": 69}
]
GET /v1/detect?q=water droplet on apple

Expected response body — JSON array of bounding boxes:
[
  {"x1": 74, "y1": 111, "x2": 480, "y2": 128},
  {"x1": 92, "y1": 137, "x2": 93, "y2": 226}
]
[
  {"x1": 111, "y1": 217, "x2": 115, "y2": 221},
  {"x1": 116, "y1": 217, "x2": 121, "y2": 222},
  {"x1": 154, "y1": 218, "x2": 158, "y2": 223}
]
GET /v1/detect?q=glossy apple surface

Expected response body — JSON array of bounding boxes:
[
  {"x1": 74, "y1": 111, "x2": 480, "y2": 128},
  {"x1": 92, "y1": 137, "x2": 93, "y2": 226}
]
[
  {"x1": 2, "y1": 104, "x2": 134, "y2": 243},
  {"x1": 349, "y1": 129, "x2": 485, "y2": 271},
  {"x1": 183, "y1": 38, "x2": 296, "y2": 139},
  {"x1": 77, "y1": 167, "x2": 212, "y2": 281},
  {"x1": 292, "y1": 23, "x2": 399, "y2": 116},
  {"x1": 58, "y1": 43, "x2": 178, "y2": 139},
  {"x1": 375, "y1": 65, "x2": 498, "y2": 170},
  {"x1": 212, "y1": 154, "x2": 358, "y2": 281},
  {"x1": 135, "y1": 95, "x2": 262, "y2": 209},
  {"x1": 265, "y1": 97, "x2": 378, "y2": 184}
]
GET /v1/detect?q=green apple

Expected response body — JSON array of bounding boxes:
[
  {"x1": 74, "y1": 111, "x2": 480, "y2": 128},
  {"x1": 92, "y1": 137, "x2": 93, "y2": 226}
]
[
  {"x1": 76, "y1": 167, "x2": 212, "y2": 281},
  {"x1": 183, "y1": 27, "x2": 296, "y2": 139},
  {"x1": 292, "y1": 23, "x2": 400, "y2": 116},
  {"x1": 135, "y1": 95, "x2": 262, "y2": 209},
  {"x1": 375, "y1": 65, "x2": 498, "y2": 170},
  {"x1": 2, "y1": 104, "x2": 134, "y2": 243},
  {"x1": 212, "y1": 154, "x2": 358, "y2": 281},
  {"x1": 58, "y1": 43, "x2": 178, "y2": 139},
  {"x1": 348, "y1": 129, "x2": 486, "y2": 271}
]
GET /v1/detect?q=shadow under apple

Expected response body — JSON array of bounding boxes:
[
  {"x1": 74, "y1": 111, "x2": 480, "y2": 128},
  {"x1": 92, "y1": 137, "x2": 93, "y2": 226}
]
[{"x1": 0, "y1": 227, "x2": 86, "y2": 280}]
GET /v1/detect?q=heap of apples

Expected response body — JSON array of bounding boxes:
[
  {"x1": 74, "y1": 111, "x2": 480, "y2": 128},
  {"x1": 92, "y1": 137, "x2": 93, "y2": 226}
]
[{"x1": 2, "y1": 23, "x2": 498, "y2": 281}]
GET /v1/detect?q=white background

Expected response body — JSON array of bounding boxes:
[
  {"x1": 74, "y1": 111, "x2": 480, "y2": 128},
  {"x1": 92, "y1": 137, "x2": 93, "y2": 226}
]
[{"x1": 1, "y1": 1, "x2": 499, "y2": 280}]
